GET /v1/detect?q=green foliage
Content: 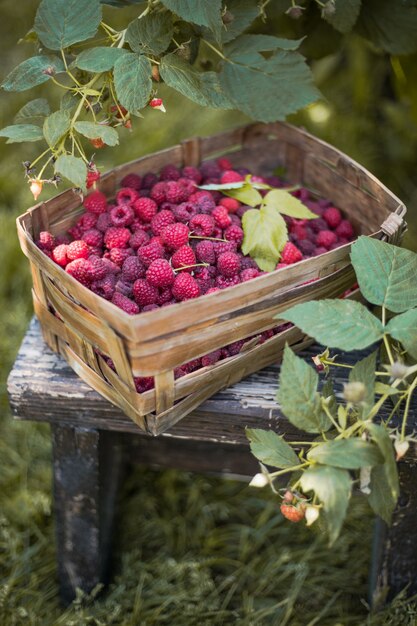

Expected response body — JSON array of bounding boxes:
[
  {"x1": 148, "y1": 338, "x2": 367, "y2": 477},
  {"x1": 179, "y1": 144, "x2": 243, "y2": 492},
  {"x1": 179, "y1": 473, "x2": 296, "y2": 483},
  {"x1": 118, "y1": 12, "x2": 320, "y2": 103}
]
[
  {"x1": 357, "y1": 0, "x2": 417, "y2": 55},
  {"x1": 0, "y1": 124, "x2": 44, "y2": 143},
  {"x1": 246, "y1": 428, "x2": 300, "y2": 468},
  {"x1": 323, "y1": 0, "x2": 362, "y2": 34},
  {"x1": 14, "y1": 98, "x2": 50, "y2": 123},
  {"x1": 263, "y1": 189, "x2": 318, "y2": 219},
  {"x1": 43, "y1": 110, "x2": 70, "y2": 148},
  {"x1": 241, "y1": 206, "x2": 288, "y2": 271},
  {"x1": 160, "y1": 0, "x2": 223, "y2": 41},
  {"x1": 307, "y1": 439, "x2": 383, "y2": 469},
  {"x1": 386, "y1": 309, "x2": 417, "y2": 359},
  {"x1": 113, "y1": 52, "x2": 152, "y2": 111},
  {"x1": 2, "y1": 55, "x2": 65, "y2": 91},
  {"x1": 34, "y1": 0, "x2": 102, "y2": 50},
  {"x1": 74, "y1": 121, "x2": 119, "y2": 146},
  {"x1": 75, "y1": 47, "x2": 128, "y2": 72},
  {"x1": 55, "y1": 154, "x2": 87, "y2": 190},
  {"x1": 126, "y1": 12, "x2": 174, "y2": 55},
  {"x1": 348, "y1": 351, "x2": 377, "y2": 408}
]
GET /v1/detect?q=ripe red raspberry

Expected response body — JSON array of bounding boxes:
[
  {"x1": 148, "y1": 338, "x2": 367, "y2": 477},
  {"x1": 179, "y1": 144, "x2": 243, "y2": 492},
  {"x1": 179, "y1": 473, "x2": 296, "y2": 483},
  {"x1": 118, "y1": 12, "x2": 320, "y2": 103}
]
[
  {"x1": 84, "y1": 190, "x2": 107, "y2": 214},
  {"x1": 133, "y1": 279, "x2": 158, "y2": 306},
  {"x1": 189, "y1": 214, "x2": 215, "y2": 237},
  {"x1": 157, "y1": 287, "x2": 173, "y2": 305},
  {"x1": 214, "y1": 241, "x2": 237, "y2": 258},
  {"x1": 86, "y1": 169, "x2": 101, "y2": 189},
  {"x1": 142, "y1": 172, "x2": 159, "y2": 189},
  {"x1": 52, "y1": 244, "x2": 68, "y2": 267},
  {"x1": 177, "y1": 177, "x2": 196, "y2": 198},
  {"x1": 160, "y1": 164, "x2": 180, "y2": 181},
  {"x1": 151, "y1": 209, "x2": 176, "y2": 236},
  {"x1": 280, "y1": 242, "x2": 303, "y2": 264},
  {"x1": 336, "y1": 219, "x2": 354, "y2": 240},
  {"x1": 217, "y1": 157, "x2": 233, "y2": 171},
  {"x1": 172, "y1": 273, "x2": 200, "y2": 301},
  {"x1": 122, "y1": 256, "x2": 146, "y2": 282},
  {"x1": 212, "y1": 206, "x2": 232, "y2": 229},
  {"x1": 120, "y1": 173, "x2": 142, "y2": 191},
  {"x1": 181, "y1": 166, "x2": 202, "y2": 184},
  {"x1": 82, "y1": 229, "x2": 103, "y2": 248},
  {"x1": 316, "y1": 230, "x2": 337, "y2": 249},
  {"x1": 314, "y1": 246, "x2": 328, "y2": 256},
  {"x1": 220, "y1": 170, "x2": 244, "y2": 184},
  {"x1": 137, "y1": 241, "x2": 165, "y2": 266},
  {"x1": 134, "y1": 376, "x2": 155, "y2": 392},
  {"x1": 280, "y1": 502, "x2": 306, "y2": 523},
  {"x1": 240, "y1": 256, "x2": 258, "y2": 270},
  {"x1": 146, "y1": 259, "x2": 175, "y2": 288},
  {"x1": 310, "y1": 217, "x2": 328, "y2": 233},
  {"x1": 291, "y1": 225, "x2": 308, "y2": 241},
  {"x1": 104, "y1": 227, "x2": 131, "y2": 249},
  {"x1": 77, "y1": 212, "x2": 98, "y2": 231},
  {"x1": 206, "y1": 287, "x2": 220, "y2": 295},
  {"x1": 172, "y1": 245, "x2": 196, "y2": 270},
  {"x1": 201, "y1": 349, "x2": 222, "y2": 367},
  {"x1": 224, "y1": 225, "x2": 244, "y2": 245},
  {"x1": 66, "y1": 258, "x2": 92, "y2": 286},
  {"x1": 323, "y1": 207, "x2": 342, "y2": 229},
  {"x1": 88, "y1": 255, "x2": 107, "y2": 281},
  {"x1": 194, "y1": 266, "x2": 214, "y2": 293},
  {"x1": 161, "y1": 223, "x2": 189, "y2": 250},
  {"x1": 132, "y1": 197, "x2": 158, "y2": 222},
  {"x1": 150, "y1": 181, "x2": 167, "y2": 205},
  {"x1": 129, "y1": 229, "x2": 150, "y2": 250},
  {"x1": 115, "y1": 280, "x2": 133, "y2": 298},
  {"x1": 109, "y1": 247, "x2": 133, "y2": 267},
  {"x1": 217, "y1": 252, "x2": 241, "y2": 277},
  {"x1": 95, "y1": 212, "x2": 111, "y2": 233},
  {"x1": 240, "y1": 268, "x2": 261, "y2": 281},
  {"x1": 219, "y1": 197, "x2": 240, "y2": 213},
  {"x1": 195, "y1": 240, "x2": 216, "y2": 264},
  {"x1": 112, "y1": 292, "x2": 139, "y2": 315},
  {"x1": 215, "y1": 275, "x2": 241, "y2": 289},
  {"x1": 110, "y1": 204, "x2": 134, "y2": 227},
  {"x1": 67, "y1": 240, "x2": 89, "y2": 261},
  {"x1": 91, "y1": 276, "x2": 116, "y2": 300},
  {"x1": 227, "y1": 340, "x2": 245, "y2": 355},
  {"x1": 165, "y1": 181, "x2": 186, "y2": 203},
  {"x1": 37, "y1": 231, "x2": 55, "y2": 251},
  {"x1": 68, "y1": 225, "x2": 82, "y2": 240},
  {"x1": 116, "y1": 187, "x2": 139, "y2": 206}
]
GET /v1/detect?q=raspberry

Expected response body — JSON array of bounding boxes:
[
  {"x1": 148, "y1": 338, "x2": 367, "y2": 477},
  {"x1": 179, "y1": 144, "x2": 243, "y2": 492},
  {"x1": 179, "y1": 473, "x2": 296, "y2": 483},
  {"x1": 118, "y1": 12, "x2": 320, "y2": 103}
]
[
  {"x1": 120, "y1": 173, "x2": 142, "y2": 191},
  {"x1": 82, "y1": 229, "x2": 103, "y2": 248},
  {"x1": 122, "y1": 256, "x2": 146, "y2": 282},
  {"x1": 104, "y1": 227, "x2": 131, "y2": 249},
  {"x1": 109, "y1": 247, "x2": 133, "y2": 267},
  {"x1": 189, "y1": 214, "x2": 215, "y2": 237},
  {"x1": 313, "y1": 246, "x2": 328, "y2": 256},
  {"x1": 323, "y1": 207, "x2": 342, "y2": 229},
  {"x1": 310, "y1": 217, "x2": 328, "y2": 233},
  {"x1": 217, "y1": 157, "x2": 233, "y2": 171},
  {"x1": 206, "y1": 287, "x2": 220, "y2": 295},
  {"x1": 91, "y1": 275, "x2": 116, "y2": 300},
  {"x1": 133, "y1": 197, "x2": 158, "y2": 222},
  {"x1": 68, "y1": 225, "x2": 82, "y2": 240},
  {"x1": 161, "y1": 223, "x2": 189, "y2": 250},
  {"x1": 157, "y1": 287, "x2": 173, "y2": 305},
  {"x1": 151, "y1": 209, "x2": 176, "y2": 236},
  {"x1": 165, "y1": 181, "x2": 186, "y2": 203},
  {"x1": 112, "y1": 292, "x2": 139, "y2": 315},
  {"x1": 336, "y1": 219, "x2": 354, "y2": 240},
  {"x1": 240, "y1": 256, "x2": 258, "y2": 270},
  {"x1": 95, "y1": 213, "x2": 111, "y2": 233},
  {"x1": 220, "y1": 170, "x2": 244, "y2": 184},
  {"x1": 37, "y1": 231, "x2": 55, "y2": 251},
  {"x1": 201, "y1": 349, "x2": 222, "y2": 367},
  {"x1": 236, "y1": 205, "x2": 252, "y2": 218},
  {"x1": 160, "y1": 164, "x2": 180, "y2": 181},
  {"x1": 182, "y1": 166, "x2": 202, "y2": 184},
  {"x1": 298, "y1": 239, "x2": 316, "y2": 256},
  {"x1": 177, "y1": 177, "x2": 196, "y2": 198},
  {"x1": 137, "y1": 241, "x2": 165, "y2": 266},
  {"x1": 129, "y1": 229, "x2": 150, "y2": 250},
  {"x1": 291, "y1": 225, "x2": 308, "y2": 241},
  {"x1": 200, "y1": 160, "x2": 221, "y2": 180},
  {"x1": 142, "y1": 172, "x2": 159, "y2": 189},
  {"x1": 150, "y1": 181, "x2": 167, "y2": 205},
  {"x1": 227, "y1": 340, "x2": 245, "y2": 355},
  {"x1": 88, "y1": 255, "x2": 107, "y2": 281},
  {"x1": 86, "y1": 169, "x2": 101, "y2": 189},
  {"x1": 173, "y1": 202, "x2": 198, "y2": 223},
  {"x1": 84, "y1": 190, "x2": 107, "y2": 214},
  {"x1": 280, "y1": 242, "x2": 303, "y2": 264},
  {"x1": 316, "y1": 230, "x2": 337, "y2": 249},
  {"x1": 133, "y1": 279, "x2": 158, "y2": 306},
  {"x1": 219, "y1": 197, "x2": 240, "y2": 213},
  {"x1": 195, "y1": 240, "x2": 215, "y2": 264},
  {"x1": 76, "y1": 212, "x2": 98, "y2": 232},
  {"x1": 171, "y1": 245, "x2": 196, "y2": 271},
  {"x1": 215, "y1": 275, "x2": 241, "y2": 289},
  {"x1": 134, "y1": 376, "x2": 155, "y2": 393},
  {"x1": 146, "y1": 259, "x2": 175, "y2": 288},
  {"x1": 194, "y1": 267, "x2": 213, "y2": 293},
  {"x1": 110, "y1": 204, "x2": 134, "y2": 227},
  {"x1": 115, "y1": 279, "x2": 133, "y2": 298},
  {"x1": 280, "y1": 502, "x2": 306, "y2": 523},
  {"x1": 52, "y1": 244, "x2": 68, "y2": 267},
  {"x1": 116, "y1": 187, "x2": 139, "y2": 206},
  {"x1": 67, "y1": 240, "x2": 89, "y2": 261},
  {"x1": 212, "y1": 206, "x2": 232, "y2": 229},
  {"x1": 240, "y1": 268, "x2": 261, "y2": 281},
  {"x1": 224, "y1": 225, "x2": 244, "y2": 245},
  {"x1": 217, "y1": 251, "x2": 241, "y2": 277},
  {"x1": 66, "y1": 258, "x2": 92, "y2": 286},
  {"x1": 172, "y1": 273, "x2": 200, "y2": 301},
  {"x1": 189, "y1": 191, "x2": 215, "y2": 213},
  {"x1": 276, "y1": 262, "x2": 288, "y2": 270},
  {"x1": 101, "y1": 258, "x2": 120, "y2": 275},
  {"x1": 214, "y1": 241, "x2": 237, "y2": 258}
]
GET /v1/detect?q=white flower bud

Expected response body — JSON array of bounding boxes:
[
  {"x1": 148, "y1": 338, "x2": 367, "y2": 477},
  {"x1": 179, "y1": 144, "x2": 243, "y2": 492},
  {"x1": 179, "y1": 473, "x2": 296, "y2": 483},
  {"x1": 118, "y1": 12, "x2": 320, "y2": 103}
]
[
  {"x1": 360, "y1": 466, "x2": 372, "y2": 495},
  {"x1": 249, "y1": 473, "x2": 269, "y2": 488},
  {"x1": 305, "y1": 505, "x2": 320, "y2": 526},
  {"x1": 394, "y1": 439, "x2": 409, "y2": 461}
]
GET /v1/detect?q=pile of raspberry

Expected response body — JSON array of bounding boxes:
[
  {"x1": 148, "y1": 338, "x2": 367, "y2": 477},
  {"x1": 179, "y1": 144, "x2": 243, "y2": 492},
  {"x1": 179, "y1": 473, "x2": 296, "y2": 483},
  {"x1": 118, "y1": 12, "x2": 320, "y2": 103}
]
[{"x1": 36, "y1": 158, "x2": 355, "y2": 392}]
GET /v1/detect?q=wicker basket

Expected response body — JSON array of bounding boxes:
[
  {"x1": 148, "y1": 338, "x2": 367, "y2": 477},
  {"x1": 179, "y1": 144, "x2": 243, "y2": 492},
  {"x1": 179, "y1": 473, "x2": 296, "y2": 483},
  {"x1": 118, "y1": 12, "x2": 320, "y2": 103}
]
[{"x1": 17, "y1": 122, "x2": 406, "y2": 435}]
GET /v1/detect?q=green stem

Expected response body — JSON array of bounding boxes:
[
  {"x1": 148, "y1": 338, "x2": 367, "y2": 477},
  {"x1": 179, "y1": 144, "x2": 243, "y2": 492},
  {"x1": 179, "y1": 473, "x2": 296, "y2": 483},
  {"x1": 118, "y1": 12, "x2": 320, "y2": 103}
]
[
  {"x1": 61, "y1": 48, "x2": 82, "y2": 88},
  {"x1": 203, "y1": 39, "x2": 228, "y2": 61},
  {"x1": 322, "y1": 403, "x2": 343, "y2": 433},
  {"x1": 383, "y1": 334, "x2": 395, "y2": 365},
  {"x1": 28, "y1": 148, "x2": 52, "y2": 170},
  {"x1": 269, "y1": 462, "x2": 309, "y2": 479},
  {"x1": 400, "y1": 376, "x2": 417, "y2": 441}
]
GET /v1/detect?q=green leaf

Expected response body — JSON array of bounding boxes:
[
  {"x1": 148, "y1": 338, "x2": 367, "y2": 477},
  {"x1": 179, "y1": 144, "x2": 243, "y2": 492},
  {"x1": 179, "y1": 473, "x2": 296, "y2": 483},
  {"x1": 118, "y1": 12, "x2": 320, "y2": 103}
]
[
  {"x1": 300, "y1": 465, "x2": 352, "y2": 545},
  {"x1": 366, "y1": 423, "x2": 400, "y2": 501},
  {"x1": 221, "y1": 0, "x2": 260, "y2": 43},
  {"x1": 323, "y1": 0, "x2": 362, "y2": 34},
  {"x1": 356, "y1": 0, "x2": 417, "y2": 55},
  {"x1": 374, "y1": 382, "x2": 400, "y2": 396},
  {"x1": 386, "y1": 309, "x2": 417, "y2": 359},
  {"x1": 0, "y1": 124, "x2": 44, "y2": 144},
  {"x1": 279, "y1": 300, "x2": 384, "y2": 351},
  {"x1": 226, "y1": 34, "x2": 303, "y2": 56},
  {"x1": 349, "y1": 351, "x2": 377, "y2": 408},
  {"x1": 322, "y1": 377, "x2": 338, "y2": 419},
  {"x1": 160, "y1": 54, "x2": 233, "y2": 109},
  {"x1": 199, "y1": 182, "x2": 245, "y2": 191},
  {"x1": 60, "y1": 92, "x2": 79, "y2": 113},
  {"x1": 241, "y1": 205, "x2": 288, "y2": 272},
  {"x1": 113, "y1": 53, "x2": 152, "y2": 112},
  {"x1": 126, "y1": 13, "x2": 174, "y2": 55},
  {"x1": 307, "y1": 439, "x2": 383, "y2": 469},
  {"x1": 75, "y1": 47, "x2": 128, "y2": 72},
  {"x1": 14, "y1": 99, "x2": 50, "y2": 124},
  {"x1": 246, "y1": 428, "x2": 299, "y2": 468},
  {"x1": 368, "y1": 465, "x2": 397, "y2": 525},
  {"x1": 351, "y1": 237, "x2": 417, "y2": 313},
  {"x1": 2, "y1": 55, "x2": 65, "y2": 92},
  {"x1": 43, "y1": 110, "x2": 70, "y2": 148},
  {"x1": 74, "y1": 122, "x2": 119, "y2": 147},
  {"x1": 263, "y1": 189, "x2": 318, "y2": 220},
  {"x1": 34, "y1": 0, "x2": 102, "y2": 50},
  {"x1": 277, "y1": 345, "x2": 332, "y2": 433},
  {"x1": 159, "y1": 0, "x2": 223, "y2": 41},
  {"x1": 226, "y1": 184, "x2": 263, "y2": 207},
  {"x1": 55, "y1": 154, "x2": 87, "y2": 191}
]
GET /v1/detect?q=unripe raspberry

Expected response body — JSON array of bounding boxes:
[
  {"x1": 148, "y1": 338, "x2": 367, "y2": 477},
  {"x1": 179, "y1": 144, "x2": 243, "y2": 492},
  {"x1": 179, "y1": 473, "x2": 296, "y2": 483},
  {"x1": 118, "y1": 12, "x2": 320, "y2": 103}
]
[
  {"x1": 161, "y1": 223, "x2": 189, "y2": 250},
  {"x1": 112, "y1": 292, "x2": 139, "y2": 315},
  {"x1": 122, "y1": 256, "x2": 146, "y2": 282},
  {"x1": 120, "y1": 173, "x2": 142, "y2": 191},
  {"x1": 133, "y1": 279, "x2": 158, "y2": 306},
  {"x1": 66, "y1": 258, "x2": 93, "y2": 286},
  {"x1": 172, "y1": 273, "x2": 200, "y2": 301},
  {"x1": 224, "y1": 225, "x2": 244, "y2": 245},
  {"x1": 133, "y1": 197, "x2": 158, "y2": 222},
  {"x1": 82, "y1": 229, "x2": 103, "y2": 248},
  {"x1": 84, "y1": 190, "x2": 107, "y2": 214},
  {"x1": 67, "y1": 240, "x2": 89, "y2": 261},
  {"x1": 110, "y1": 204, "x2": 134, "y2": 227},
  {"x1": 189, "y1": 214, "x2": 215, "y2": 237},
  {"x1": 137, "y1": 241, "x2": 165, "y2": 266},
  {"x1": 171, "y1": 245, "x2": 196, "y2": 271},
  {"x1": 316, "y1": 230, "x2": 337, "y2": 249},
  {"x1": 86, "y1": 169, "x2": 101, "y2": 189},
  {"x1": 151, "y1": 209, "x2": 176, "y2": 235},
  {"x1": 212, "y1": 206, "x2": 232, "y2": 229},
  {"x1": 323, "y1": 207, "x2": 342, "y2": 229},
  {"x1": 146, "y1": 259, "x2": 175, "y2": 288},
  {"x1": 195, "y1": 240, "x2": 216, "y2": 264},
  {"x1": 217, "y1": 252, "x2": 241, "y2": 277},
  {"x1": 52, "y1": 244, "x2": 68, "y2": 267},
  {"x1": 219, "y1": 197, "x2": 240, "y2": 213},
  {"x1": 280, "y1": 242, "x2": 303, "y2": 264},
  {"x1": 104, "y1": 227, "x2": 131, "y2": 249}
]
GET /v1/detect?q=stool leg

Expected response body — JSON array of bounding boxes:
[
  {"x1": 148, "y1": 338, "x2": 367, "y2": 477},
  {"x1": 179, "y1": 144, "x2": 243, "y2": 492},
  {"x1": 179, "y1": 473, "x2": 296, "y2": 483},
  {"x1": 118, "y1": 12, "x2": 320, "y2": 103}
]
[{"x1": 51, "y1": 425, "x2": 124, "y2": 604}]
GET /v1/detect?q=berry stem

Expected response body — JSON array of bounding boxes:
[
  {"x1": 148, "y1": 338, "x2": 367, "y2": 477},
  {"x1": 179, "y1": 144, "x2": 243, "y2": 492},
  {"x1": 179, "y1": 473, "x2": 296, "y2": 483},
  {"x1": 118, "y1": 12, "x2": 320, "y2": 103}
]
[
  {"x1": 269, "y1": 462, "x2": 309, "y2": 479},
  {"x1": 174, "y1": 263, "x2": 209, "y2": 272},
  {"x1": 189, "y1": 235, "x2": 228, "y2": 243}
]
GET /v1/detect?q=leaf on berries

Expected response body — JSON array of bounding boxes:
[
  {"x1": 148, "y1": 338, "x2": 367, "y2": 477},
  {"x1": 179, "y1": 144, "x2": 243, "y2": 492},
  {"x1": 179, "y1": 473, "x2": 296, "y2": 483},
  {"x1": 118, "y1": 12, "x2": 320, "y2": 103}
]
[
  {"x1": 241, "y1": 205, "x2": 288, "y2": 271},
  {"x1": 307, "y1": 439, "x2": 383, "y2": 469},
  {"x1": 225, "y1": 183, "x2": 263, "y2": 207},
  {"x1": 0, "y1": 124, "x2": 44, "y2": 143},
  {"x1": 300, "y1": 465, "x2": 352, "y2": 545},
  {"x1": 34, "y1": 0, "x2": 102, "y2": 50},
  {"x1": 74, "y1": 122, "x2": 119, "y2": 147},
  {"x1": 322, "y1": 0, "x2": 362, "y2": 34},
  {"x1": 263, "y1": 189, "x2": 318, "y2": 219},
  {"x1": 14, "y1": 98, "x2": 50, "y2": 124},
  {"x1": 351, "y1": 236, "x2": 417, "y2": 313},
  {"x1": 221, "y1": 0, "x2": 261, "y2": 44},
  {"x1": 348, "y1": 350, "x2": 377, "y2": 408},
  {"x1": 113, "y1": 53, "x2": 152, "y2": 112},
  {"x1": 159, "y1": 0, "x2": 223, "y2": 42},
  {"x1": 356, "y1": 0, "x2": 417, "y2": 55},
  {"x1": 75, "y1": 47, "x2": 129, "y2": 72},
  {"x1": 246, "y1": 428, "x2": 300, "y2": 468},
  {"x1": 386, "y1": 309, "x2": 417, "y2": 359},
  {"x1": 43, "y1": 110, "x2": 71, "y2": 148},
  {"x1": 199, "y1": 182, "x2": 245, "y2": 191},
  {"x1": 277, "y1": 345, "x2": 332, "y2": 433},
  {"x1": 2, "y1": 55, "x2": 65, "y2": 92},
  {"x1": 126, "y1": 12, "x2": 174, "y2": 55},
  {"x1": 55, "y1": 154, "x2": 87, "y2": 191},
  {"x1": 278, "y1": 300, "x2": 384, "y2": 350},
  {"x1": 366, "y1": 423, "x2": 400, "y2": 504}
]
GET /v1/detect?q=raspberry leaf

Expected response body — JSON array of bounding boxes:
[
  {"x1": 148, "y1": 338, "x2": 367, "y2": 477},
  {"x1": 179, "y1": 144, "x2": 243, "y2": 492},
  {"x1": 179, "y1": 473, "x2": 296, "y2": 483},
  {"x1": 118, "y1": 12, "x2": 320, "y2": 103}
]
[
  {"x1": 2, "y1": 55, "x2": 65, "y2": 92},
  {"x1": 322, "y1": 0, "x2": 362, "y2": 34},
  {"x1": 386, "y1": 309, "x2": 417, "y2": 359},
  {"x1": 0, "y1": 124, "x2": 44, "y2": 144},
  {"x1": 348, "y1": 350, "x2": 377, "y2": 408},
  {"x1": 263, "y1": 189, "x2": 318, "y2": 219},
  {"x1": 14, "y1": 99, "x2": 50, "y2": 123},
  {"x1": 75, "y1": 47, "x2": 129, "y2": 73},
  {"x1": 277, "y1": 345, "x2": 332, "y2": 433},
  {"x1": 366, "y1": 423, "x2": 399, "y2": 524},
  {"x1": 246, "y1": 428, "x2": 300, "y2": 468},
  {"x1": 351, "y1": 236, "x2": 417, "y2": 313},
  {"x1": 278, "y1": 300, "x2": 384, "y2": 350},
  {"x1": 113, "y1": 53, "x2": 152, "y2": 112},
  {"x1": 126, "y1": 13, "x2": 174, "y2": 55},
  {"x1": 159, "y1": 0, "x2": 223, "y2": 42},
  {"x1": 357, "y1": 0, "x2": 417, "y2": 55},
  {"x1": 241, "y1": 205, "x2": 288, "y2": 271},
  {"x1": 43, "y1": 110, "x2": 71, "y2": 148},
  {"x1": 307, "y1": 439, "x2": 383, "y2": 469},
  {"x1": 226, "y1": 184, "x2": 263, "y2": 207},
  {"x1": 55, "y1": 154, "x2": 87, "y2": 192},
  {"x1": 34, "y1": 0, "x2": 102, "y2": 51},
  {"x1": 74, "y1": 122, "x2": 119, "y2": 147},
  {"x1": 300, "y1": 466, "x2": 352, "y2": 545},
  {"x1": 221, "y1": 0, "x2": 261, "y2": 44}
]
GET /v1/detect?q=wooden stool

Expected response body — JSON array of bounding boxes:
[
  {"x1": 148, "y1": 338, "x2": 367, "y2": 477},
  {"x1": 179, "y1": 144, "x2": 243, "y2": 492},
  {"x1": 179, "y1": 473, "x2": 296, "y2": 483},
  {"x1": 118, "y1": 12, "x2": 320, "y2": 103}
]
[{"x1": 7, "y1": 318, "x2": 417, "y2": 605}]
